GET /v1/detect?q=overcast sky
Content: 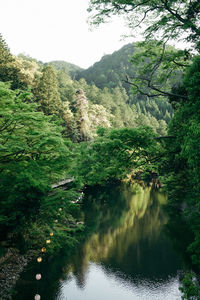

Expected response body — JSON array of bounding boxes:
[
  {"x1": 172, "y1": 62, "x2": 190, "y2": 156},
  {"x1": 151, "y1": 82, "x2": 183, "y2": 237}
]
[{"x1": 0, "y1": 0, "x2": 135, "y2": 69}]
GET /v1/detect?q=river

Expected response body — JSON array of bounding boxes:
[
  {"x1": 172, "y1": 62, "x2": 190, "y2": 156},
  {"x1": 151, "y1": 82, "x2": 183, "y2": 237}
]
[{"x1": 13, "y1": 182, "x2": 185, "y2": 299}]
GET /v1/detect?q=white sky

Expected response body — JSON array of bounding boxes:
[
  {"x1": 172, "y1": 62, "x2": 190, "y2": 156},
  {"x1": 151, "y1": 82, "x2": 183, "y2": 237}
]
[{"x1": 0, "y1": 0, "x2": 134, "y2": 69}]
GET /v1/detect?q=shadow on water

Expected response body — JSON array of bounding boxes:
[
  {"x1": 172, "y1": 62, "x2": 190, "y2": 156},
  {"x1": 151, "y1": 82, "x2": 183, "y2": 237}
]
[{"x1": 13, "y1": 182, "x2": 186, "y2": 300}]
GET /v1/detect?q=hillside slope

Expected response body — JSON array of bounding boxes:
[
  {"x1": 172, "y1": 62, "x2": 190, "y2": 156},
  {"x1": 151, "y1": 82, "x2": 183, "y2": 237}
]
[{"x1": 75, "y1": 43, "x2": 136, "y2": 93}]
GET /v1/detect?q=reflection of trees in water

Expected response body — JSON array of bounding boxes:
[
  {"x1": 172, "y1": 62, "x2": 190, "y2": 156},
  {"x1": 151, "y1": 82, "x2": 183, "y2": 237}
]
[
  {"x1": 87, "y1": 184, "x2": 167, "y2": 261},
  {"x1": 69, "y1": 248, "x2": 88, "y2": 289},
  {"x1": 66, "y1": 183, "x2": 173, "y2": 286}
]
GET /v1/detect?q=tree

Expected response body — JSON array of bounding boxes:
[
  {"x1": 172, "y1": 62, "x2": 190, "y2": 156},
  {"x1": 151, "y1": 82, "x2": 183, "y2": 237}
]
[
  {"x1": 88, "y1": 103, "x2": 113, "y2": 136},
  {"x1": 0, "y1": 34, "x2": 12, "y2": 66},
  {"x1": 125, "y1": 40, "x2": 191, "y2": 100},
  {"x1": 56, "y1": 69, "x2": 75, "y2": 103},
  {"x1": 33, "y1": 65, "x2": 63, "y2": 116},
  {"x1": 158, "y1": 56, "x2": 200, "y2": 271},
  {"x1": 71, "y1": 89, "x2": 92, "y2": 141},
  {"x1": 73, "y1": 43, "x2": 173, "y2": 129},
  {"x1": 88, "y1": 0, "x2": 200, "y2": 51},
  {"x1": 73, "y1": 126, "x2": 161, "y2": 186},
  {"x1": 15, "y1": 56, "x2": 41, "y2": 86},
  {"x1": 0, "y1": 34, "x2": 28, "y2": 90},
  {"x1": 0, "y1": 82, "x2": 72, "y2": 235},
  {"x1": 88, "y1": 0, "x2": 199, "y2": 105},
  {"x1": 157, "y1": 120, "x2": 167, "y2": 136}
]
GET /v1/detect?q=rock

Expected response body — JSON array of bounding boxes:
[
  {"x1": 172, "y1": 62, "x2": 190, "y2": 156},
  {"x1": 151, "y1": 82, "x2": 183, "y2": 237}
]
[{"x1": 0, "y1": 248, "x2": 38, "y2": 300}]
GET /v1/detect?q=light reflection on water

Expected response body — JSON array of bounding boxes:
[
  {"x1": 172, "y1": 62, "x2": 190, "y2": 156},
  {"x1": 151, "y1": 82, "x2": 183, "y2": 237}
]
[{"x1": 57, "y1": 262, "x2": 181, "y2": 300}]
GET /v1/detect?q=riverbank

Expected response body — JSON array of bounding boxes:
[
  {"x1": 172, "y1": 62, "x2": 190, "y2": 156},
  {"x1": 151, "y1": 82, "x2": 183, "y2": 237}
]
[
  {"x1": 0, "y1": 187, "x2": 85, "y2": 299},
  {"x1": 0, "y1": 248, "x2": 38, "y2": 300}
]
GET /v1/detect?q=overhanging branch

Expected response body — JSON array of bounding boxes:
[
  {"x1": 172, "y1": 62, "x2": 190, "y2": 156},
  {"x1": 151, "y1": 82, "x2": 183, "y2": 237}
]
[{"x1": 124, "y1": 76, "x2": 188, "y2": 100}]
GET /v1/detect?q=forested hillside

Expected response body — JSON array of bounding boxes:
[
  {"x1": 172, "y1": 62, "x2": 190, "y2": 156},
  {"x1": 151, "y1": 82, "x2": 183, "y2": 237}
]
[
  {"x1": 14, "y1": 42, "x2": 172, "y2": 137},
  {"x1": 49, "y1": 60, "x2": 83, "y2": 78},
  {"x1": 76, "y1": 43, "x2": 135, "y2": 91},
  {"x1": 48, "y1": 46, "x2": 174, "y2": 135},
  {"x1": 74, "y1": 43, "x2": 173, "y2": 125}
]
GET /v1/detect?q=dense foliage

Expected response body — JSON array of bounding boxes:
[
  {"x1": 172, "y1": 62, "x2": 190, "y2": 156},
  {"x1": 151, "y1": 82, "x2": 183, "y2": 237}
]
[
  {"x1": 162, "y1": 56, "x2": 200, "y2": 265},
  {"x1": 0, "y1": 34, "x2": 167, "y2": 255},
  {"x1": 1, "y1": 2, "x2": 200, "y2": 294},
  {"x1": 75, "y1": 43, "x2": 173, "y2": 126},
  {"x1": 72, "y1": 126, "x2": 160, "y2": 186},
  {"x1": 0, "y1": 81, "x2": 80, "y2": 251}
]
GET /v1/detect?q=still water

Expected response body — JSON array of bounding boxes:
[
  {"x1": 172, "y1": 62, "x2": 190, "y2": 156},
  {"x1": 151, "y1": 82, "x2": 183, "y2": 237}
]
[{"x1": 14, "y1": 182, "x2": 184, "y2": 300}]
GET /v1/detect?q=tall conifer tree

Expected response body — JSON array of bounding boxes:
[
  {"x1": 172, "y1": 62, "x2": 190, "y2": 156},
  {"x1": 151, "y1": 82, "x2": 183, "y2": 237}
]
[{"x1": 34, "y1": 65, "x2": 63, "y2": 116}]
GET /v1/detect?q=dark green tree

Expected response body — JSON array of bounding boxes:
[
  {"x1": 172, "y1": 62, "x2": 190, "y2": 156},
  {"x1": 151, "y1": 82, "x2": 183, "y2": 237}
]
[{"x1": 33, "y1": 65, "x2": 63, "y2": 116}]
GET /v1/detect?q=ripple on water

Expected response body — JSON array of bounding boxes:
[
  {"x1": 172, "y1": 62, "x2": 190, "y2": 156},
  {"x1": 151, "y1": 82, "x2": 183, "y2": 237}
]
[{"x1": 57, "y1": 262, "x2": 182, "y2": 300}]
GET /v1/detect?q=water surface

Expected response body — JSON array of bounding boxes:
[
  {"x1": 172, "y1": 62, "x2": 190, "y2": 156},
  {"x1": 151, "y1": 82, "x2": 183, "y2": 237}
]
[{"x1": 14, "y1": 182, "x2": 184, "y2": 300}]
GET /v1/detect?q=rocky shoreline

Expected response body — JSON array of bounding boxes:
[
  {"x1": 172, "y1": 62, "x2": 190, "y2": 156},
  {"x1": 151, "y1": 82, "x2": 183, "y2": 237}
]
[{"x1": 0, "y1": 249, "x2": 37, "y2": 300}]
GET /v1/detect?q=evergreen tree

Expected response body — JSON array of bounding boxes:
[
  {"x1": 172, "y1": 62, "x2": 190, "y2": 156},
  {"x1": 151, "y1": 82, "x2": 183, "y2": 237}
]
[
  {"x1": 33, "y1": 65, "x2": 63, "y2": 116},
  {"x1": 0, "y1": 34, "x2": 12, "y2": 66},
  {"x1": 56, "y1": 69, "x2": 75, "y2": 103},
  {"x1": 0, "y1": 34, "x2": 27, "y2": 90}
]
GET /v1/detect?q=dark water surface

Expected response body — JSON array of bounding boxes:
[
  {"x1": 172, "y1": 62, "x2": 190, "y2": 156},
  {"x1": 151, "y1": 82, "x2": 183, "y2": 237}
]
[{"x1": 14, "y1": 183, "x2": 185, "y2": 300}]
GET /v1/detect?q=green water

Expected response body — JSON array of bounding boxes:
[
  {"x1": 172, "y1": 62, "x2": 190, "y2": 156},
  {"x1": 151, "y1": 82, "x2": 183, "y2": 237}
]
[{"x1": 13, "y1": 182, "x2": 185, "y2": 299}]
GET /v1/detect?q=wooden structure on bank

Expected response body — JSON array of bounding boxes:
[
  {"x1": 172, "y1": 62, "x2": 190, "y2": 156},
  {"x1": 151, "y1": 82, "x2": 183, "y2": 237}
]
[{"x1": 51, "y1": 177, "x2": 74, "y2": 189}]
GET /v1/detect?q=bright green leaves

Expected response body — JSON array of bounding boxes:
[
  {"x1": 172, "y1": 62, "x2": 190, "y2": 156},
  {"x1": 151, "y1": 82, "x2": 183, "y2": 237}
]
[
  {"x1": 0, "y1": 82, "x2": 69, "y2": 170},
  {"x1": 0, "y1": 81, "x2": 73, "y2": 234},
  {"x1": 73, "y1": 126, "x2": 160, "y2": 186}
]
